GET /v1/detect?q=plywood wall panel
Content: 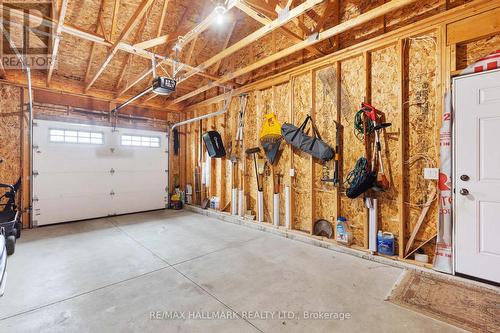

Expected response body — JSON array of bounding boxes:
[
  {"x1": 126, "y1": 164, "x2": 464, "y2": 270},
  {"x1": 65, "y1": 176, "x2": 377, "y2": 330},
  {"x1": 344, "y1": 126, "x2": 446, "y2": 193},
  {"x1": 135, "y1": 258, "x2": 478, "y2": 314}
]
[
  {"x1": 291, "y1": 73, "x2": 312, "y2": 233},
  {"x1": 274, "y1": 83, "x2": 290, "y2": 226},
  {"x1": 371, "y1": 45, "x2": 401, "y2": 237},
  {"x1": 407, "y1": 34, "x2": 439, "y2": 255},
  {"x1": 259, "y1": 88, "x2": 274, "y2": 223},
  {"x1": 0, "y1": 84, "x2": 22, "y2": 185},
  {"x1": 456, "y1": 34, "x2": 500, "y2": 71},
  {"x1": 340, "y1": 56, "x2": 366, "y2": 247},
  {"x1": 244, "y1": 92, "x2": 258, "y2": 215},
  {"x1": 313, "y1": 66, "x2": 339, "y2": 224}
]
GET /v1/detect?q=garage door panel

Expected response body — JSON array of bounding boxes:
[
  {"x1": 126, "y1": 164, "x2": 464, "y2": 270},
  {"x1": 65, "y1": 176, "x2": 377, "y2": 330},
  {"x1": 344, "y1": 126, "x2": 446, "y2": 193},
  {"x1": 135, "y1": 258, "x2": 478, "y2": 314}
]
[
  {"x1": 34, "y1": 154, "x2": 114, "y2": 173},
  {"x1": 111, "y1": 150, "x2": 167, "y2": 171},
  {"x1": 111, "y1": 171, "x2": 167, "y2": 192},
  {"x1": 34, "y1": 172, "x2": 112, "y2": 198},
  {"x1": 112, "y1": 191, "x2": 167, "y2": 216},
  {"x1": 33, "y1": 119, "x2": 169, "y2": 226},
  {"x1": 33, "y1": 194, "x2": 111, "y2": 225}
]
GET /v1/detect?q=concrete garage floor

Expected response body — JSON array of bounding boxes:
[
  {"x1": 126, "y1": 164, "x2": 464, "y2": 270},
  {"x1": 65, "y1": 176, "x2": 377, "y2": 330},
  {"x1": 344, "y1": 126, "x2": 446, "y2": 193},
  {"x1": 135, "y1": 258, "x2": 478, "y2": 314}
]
[{"x1": 0, "y1": 210, "x2": 465, "y2": 333}]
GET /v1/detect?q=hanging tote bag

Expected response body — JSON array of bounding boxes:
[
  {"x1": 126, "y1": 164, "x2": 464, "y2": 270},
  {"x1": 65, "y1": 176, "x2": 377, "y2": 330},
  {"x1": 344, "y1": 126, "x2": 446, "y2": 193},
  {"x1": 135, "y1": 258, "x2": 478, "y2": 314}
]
[{"x1": 281, "y1": 115, "x2": 334, "y2": 162}]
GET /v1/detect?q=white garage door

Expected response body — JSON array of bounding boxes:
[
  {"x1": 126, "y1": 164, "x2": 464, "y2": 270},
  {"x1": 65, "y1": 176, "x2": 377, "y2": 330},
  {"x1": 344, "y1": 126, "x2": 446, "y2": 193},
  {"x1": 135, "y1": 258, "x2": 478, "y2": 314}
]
[{"x1": 32, "y1": 119, "x2": 168, "y2": 226}]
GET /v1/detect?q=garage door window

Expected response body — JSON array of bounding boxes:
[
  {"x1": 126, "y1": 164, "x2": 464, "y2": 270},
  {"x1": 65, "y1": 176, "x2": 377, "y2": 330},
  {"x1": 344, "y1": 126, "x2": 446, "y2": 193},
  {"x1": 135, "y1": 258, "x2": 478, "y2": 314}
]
[
  {"x1": 121, "y1": 135, "x2": 160, "y2": 148},
  {"x1": 49, "y1": 129, "x2": 103, "y2": 145}
]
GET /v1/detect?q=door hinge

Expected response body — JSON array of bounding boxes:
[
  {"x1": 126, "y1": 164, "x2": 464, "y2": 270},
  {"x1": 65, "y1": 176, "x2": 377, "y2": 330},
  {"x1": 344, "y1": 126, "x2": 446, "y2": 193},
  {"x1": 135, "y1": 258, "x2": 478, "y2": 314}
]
[{"x1": 33, "y1": 170, "x2": 39, "y2": 177}]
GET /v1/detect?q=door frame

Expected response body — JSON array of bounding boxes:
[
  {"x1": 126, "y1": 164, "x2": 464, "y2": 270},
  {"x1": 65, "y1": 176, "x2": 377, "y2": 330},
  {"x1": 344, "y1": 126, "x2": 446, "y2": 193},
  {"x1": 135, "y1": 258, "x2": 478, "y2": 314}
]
[{"x1": 452, "y1": 68, "x2": 500, "y2": 279}]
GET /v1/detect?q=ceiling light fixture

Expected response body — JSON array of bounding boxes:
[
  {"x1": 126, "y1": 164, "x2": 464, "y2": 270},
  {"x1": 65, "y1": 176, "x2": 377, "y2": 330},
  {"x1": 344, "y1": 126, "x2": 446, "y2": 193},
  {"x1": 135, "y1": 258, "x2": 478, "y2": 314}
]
[{"x1": 213, "y1": 0, "x2": 227, "y2": 25}]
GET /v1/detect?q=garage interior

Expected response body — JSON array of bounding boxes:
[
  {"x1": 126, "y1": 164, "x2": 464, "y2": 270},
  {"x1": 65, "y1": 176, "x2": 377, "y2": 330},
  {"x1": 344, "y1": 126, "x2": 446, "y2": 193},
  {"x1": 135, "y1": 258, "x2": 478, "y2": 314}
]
[{"x1": 0, "y1": 0, "x2": 499, "y2": 332}]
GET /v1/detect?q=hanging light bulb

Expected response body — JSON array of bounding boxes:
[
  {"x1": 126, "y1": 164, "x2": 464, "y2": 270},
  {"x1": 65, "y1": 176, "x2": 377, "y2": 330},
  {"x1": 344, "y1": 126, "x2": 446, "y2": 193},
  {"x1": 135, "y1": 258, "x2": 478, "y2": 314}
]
[{"x1": 213, "y1": 0, "x2": 226, "y2": 25}]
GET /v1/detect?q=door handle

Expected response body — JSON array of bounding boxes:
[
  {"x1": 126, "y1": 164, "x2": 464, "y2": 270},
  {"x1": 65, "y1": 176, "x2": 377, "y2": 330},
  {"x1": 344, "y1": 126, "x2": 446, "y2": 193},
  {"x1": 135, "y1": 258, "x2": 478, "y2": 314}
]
[
  {"x1": 460, "y1": 175, "x2": 470, "y2": 181},
  {"x1": 459, "y1": 188, "x2": 469, "y2": 196}
]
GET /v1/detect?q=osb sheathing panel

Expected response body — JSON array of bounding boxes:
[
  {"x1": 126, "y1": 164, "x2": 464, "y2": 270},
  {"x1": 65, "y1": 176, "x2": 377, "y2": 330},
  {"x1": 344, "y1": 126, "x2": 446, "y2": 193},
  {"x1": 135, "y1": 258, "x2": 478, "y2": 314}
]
[
  {"x1": 456, "y1": 33, "x2": 500, "y2": 71},
  {"x1": 184, "y1": 122, "x2": 193, "y2": 188},
  {"x1": 340, "y1": 55, "x2": 366, "y2": 247},
  {"x1": 291, "y1": 73, "x2": 312, "y2": 233},
  {"x1": 407, "y1": 34, "x2": 439, "y2": 255},
  {"x1": 315, "y1": 191, "x2": 336, "y2": 223},
  {"x1": 337, "y1": 0, "x2": 446, "y2": 50},
  {"x1": 224, "y1": 98, "x2": 238, "y2": 204},
  {"x1": 313, "y1": 66, "x2": 338, "y2": 222},
  {"x1": 259, "y1": 88, "x2": 274, "y2": 223},
  {"x1": 243, "y1": 92, "x2": 258, "y2": 215},
  {"x1": 339, "y1": 0, "x2": 386, "y2": 49},
  {"x1": 371, "y1": 45, "x2": 401, "y2": 238},
  {"x1": 253, "y1": 35, "x2": 277, "y2": 81},
  {"x1": 0, "y1": 84, "x2": 22, "y2": 185},
  {"x1": 385, "y1": 0, "x2": 444, "y2": 32},
  {"x1": 213, "y1": 101, "x2": 226, "y2": 204},
  {"x1": 274, "y1": 83, "x2": 290, "y2": 226}
]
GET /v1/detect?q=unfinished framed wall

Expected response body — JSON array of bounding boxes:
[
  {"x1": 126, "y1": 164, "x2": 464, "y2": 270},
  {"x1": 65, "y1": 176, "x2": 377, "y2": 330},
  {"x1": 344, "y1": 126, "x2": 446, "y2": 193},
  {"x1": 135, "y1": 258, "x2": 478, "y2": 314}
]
[{"x1": 181, "y1": 0, "x2": 500, "y2": 267}]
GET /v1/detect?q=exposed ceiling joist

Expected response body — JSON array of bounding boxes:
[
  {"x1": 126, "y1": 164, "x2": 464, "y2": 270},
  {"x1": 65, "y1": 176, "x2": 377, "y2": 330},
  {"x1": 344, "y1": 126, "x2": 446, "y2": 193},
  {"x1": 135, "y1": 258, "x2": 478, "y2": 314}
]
[
  {"x1": 312, "y1": 0, "x2": 337, "y2": 33},
  {"x1": 185, "y1": 36, "x2": 199, "y2": 65},
  {"x1": 237, "y1": 1, "x2": 323, "y2": 55},
  {"x1": 46, "y1": 0, "x2": 69, "y2": 85},
  {"x1": 116, "y1": 0, "x2": 170, "y2": 92},
  {"x1": 212, "y1": 20, "x2": 237, "y2": 74},
  {"x1": 133, "y1": 0, "x2": 240, "y2": 51},
  {"x1": 116, "y1": 2, "x2": 239, "y2": 99},
  {"x1": 111, "y1": 0, "x2": 121, "y2": 41},
  {"x1": 115, "y1": 6, "x2": 153, "y2": 90},
  {"x1": 154, "y1": 0, "x2": 170, "y2": 53},
  {"x1": 84, "y1": 0, "x2": 156, "y2": 93},
  {"x1": 85, "y1": 0, "x2": 107, "y2": 84},
  {"x1": 244, "y1": 0, "x2": 277, "y2": 17},
  {"x1": 177, "y1": 0, "x2": 325, "y2": 87},
  {"x1": 145, "y1": 19, "x2": 237, "y2": 104},
  {"x1": 134, "y1": 34, "x2": 169, "y2": 50},
  {"x1": 173, "y1": 0, "x2": 417, "y2": 105}
]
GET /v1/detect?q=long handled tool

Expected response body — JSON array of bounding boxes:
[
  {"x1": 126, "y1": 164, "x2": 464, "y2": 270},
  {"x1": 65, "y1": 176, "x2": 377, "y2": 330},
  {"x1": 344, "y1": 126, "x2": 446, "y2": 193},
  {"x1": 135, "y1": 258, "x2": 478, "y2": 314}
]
[
  {"x1": 362, "y1": 102, "x2": 391, "y2": 191},
  {"x1": 229, "y1": 154, "x2": 238, "y2": 215},
  {"x1": 333, "y1": 121, "x2": 341, "y2": 185},
  {"x1": 246, "y1": 147, "x2": 264, "y2": 222},
  {"x1": 236, "y1": 94, "x2": 248, "y2": 216},
  {"x1": 321, "y1": 121, "x2": 341, "y2": 186},
  {"x1": 273, "y1": 173, "x2": 282, "y2": 227},
  {"x1": 235, "y1": 93, "x2": 248, "y2": 148}
]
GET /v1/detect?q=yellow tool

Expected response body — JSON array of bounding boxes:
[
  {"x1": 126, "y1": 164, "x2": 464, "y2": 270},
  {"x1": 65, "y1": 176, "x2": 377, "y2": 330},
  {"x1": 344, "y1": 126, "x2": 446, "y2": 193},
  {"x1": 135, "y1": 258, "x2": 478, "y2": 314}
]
[{"x1": 259, "y1": 114, "x2": 282, "y2": 142}]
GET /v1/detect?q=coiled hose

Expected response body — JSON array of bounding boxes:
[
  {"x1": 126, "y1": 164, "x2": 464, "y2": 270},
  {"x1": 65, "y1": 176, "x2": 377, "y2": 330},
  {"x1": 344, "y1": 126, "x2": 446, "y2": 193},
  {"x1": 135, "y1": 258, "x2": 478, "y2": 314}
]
[
  {"x1": 344, "y1": 157, "x2": 369, "y2": 188},
  {"x1": 354, "y1": 109, "x2": 374, "y2": 140}
]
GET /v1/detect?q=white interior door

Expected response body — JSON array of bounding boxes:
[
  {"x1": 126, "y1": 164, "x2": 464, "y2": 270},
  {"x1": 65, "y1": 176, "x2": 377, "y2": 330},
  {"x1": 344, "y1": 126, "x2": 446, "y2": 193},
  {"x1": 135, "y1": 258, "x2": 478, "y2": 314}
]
[
  {"x1": 33, "y1": 120, "x2": 168, "y2": 226},
  {"x1": 454, "y1": 69, "x2": 500, "y2": 283}
]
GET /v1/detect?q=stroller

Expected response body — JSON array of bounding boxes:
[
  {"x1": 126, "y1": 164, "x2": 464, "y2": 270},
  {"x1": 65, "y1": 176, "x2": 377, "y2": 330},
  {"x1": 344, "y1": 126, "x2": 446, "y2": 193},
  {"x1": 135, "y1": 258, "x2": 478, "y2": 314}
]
[{"x1": 0, "y1": 179, "x2": 22, "y2": 255}]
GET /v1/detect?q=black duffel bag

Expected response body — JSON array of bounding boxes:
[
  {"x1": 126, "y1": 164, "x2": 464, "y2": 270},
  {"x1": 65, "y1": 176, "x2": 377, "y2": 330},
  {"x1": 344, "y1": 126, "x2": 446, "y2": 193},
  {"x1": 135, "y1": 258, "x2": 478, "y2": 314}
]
[{"x1": 281, "y1": 115, "x2": 334, "y2": 162}]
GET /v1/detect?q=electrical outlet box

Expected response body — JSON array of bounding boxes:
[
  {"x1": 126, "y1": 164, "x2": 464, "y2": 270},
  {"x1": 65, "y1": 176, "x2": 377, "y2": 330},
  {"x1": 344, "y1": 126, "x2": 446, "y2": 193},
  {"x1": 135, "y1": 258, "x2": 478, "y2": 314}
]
[
  {"x1": 424, "y1": 168, "x2": 439, "y2": 180},
  {"x1": 290, "y1": 168, "x2": 295, "y2": 177}
]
